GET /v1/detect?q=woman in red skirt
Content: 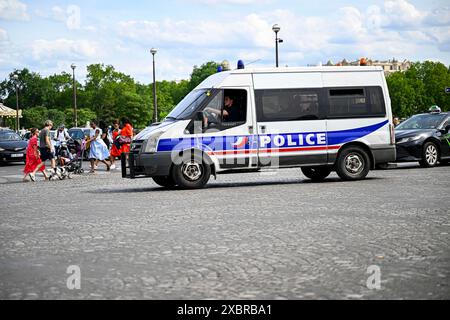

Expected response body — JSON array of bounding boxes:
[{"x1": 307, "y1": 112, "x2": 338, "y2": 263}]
[
  {"x1": 23, "y1": 128, "x2": 49, "y2": 182},
  {"x1": 109, "y1": 120, "x2": 121, "y2": 169}
]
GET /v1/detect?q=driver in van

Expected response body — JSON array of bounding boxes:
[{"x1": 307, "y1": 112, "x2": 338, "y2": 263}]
[{"x1": 204, "y1": 95, "x2": 242, "y2": 126}]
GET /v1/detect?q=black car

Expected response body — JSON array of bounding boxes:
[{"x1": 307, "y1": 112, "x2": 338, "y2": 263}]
[
  {"x1": 0, "y1": 130, "x2": 28, "y2": 164},
  {"x1": 395, "y1": 111, "x2": 450, "y2": 167}
]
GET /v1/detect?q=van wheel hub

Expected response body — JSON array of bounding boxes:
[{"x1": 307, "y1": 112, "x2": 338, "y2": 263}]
[
  {"x1": 182, "y1": 161, "x2": 202, "y2": 181},
  {"x1": 345, "y1": 153, "x2": 364, "y2": 174}
]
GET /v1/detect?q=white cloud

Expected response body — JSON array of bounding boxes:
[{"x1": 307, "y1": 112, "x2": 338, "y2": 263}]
[
  {"x1": 31, "y1": 38, "x2": 99, "y2": 60},
  {"x1": 424, "y1": 7, "x2": 450, "y2": 27},
  {"x1": 192, "y1": 0, "x2": 271, "y2": 4},
  {"x1": 0, "y1": 28, "x2": 8, "y2": 41},
  {"x1": 0, "y1": 0, "x2": 29, "y2": 21},
  {"x1": 1, "y1": 0, "x2": 449, "y2": 83},
  {"x1": 51, "y1": 6, "x2": 66, "y2": 22},
  {"x1": 366, "y1": 0, "x2": 426, "y2": 30}
]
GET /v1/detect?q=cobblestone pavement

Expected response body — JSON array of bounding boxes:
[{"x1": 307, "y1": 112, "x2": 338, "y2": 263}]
[{"x1": 0, "y1": 162, "x2": 449, "y2": 300}]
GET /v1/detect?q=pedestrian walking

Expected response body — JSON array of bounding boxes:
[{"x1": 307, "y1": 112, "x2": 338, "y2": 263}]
[
  {"x1": 23, "y1": 128, "x2": 49, "y2": 182},
  {"x1": 39, "y1": 120, "x2": 59, "y2": 179},
  {"x1": 119, "y1": 117, "x2": 134, "y2": 154},
  {"x1": 87, "y1": 120, "x2": 111, "y2": 174},
  {"x1": 99, "y1": 120, "x2": 111, "y2": 150},
  {"x1": 109, "y1": 119, "x2": 121, "y2": 170}
]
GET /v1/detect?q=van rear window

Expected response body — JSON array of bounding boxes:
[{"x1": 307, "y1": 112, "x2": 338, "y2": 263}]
[{"x1": 328, "y1": 87, "x2": 386, "y2": 118}]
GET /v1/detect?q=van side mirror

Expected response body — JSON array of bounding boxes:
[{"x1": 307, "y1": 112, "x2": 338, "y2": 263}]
[
  {"x1": 445, "y1": 125, "x2": 450, "y2": 134},
  {"x1": 190, "y1": 111, "x2": 206, "y2": 133}
]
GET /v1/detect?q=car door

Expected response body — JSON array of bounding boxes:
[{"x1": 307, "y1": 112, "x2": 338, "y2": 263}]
[
  {"x1": 254, "y1": 88, "x2": 328, "y2": 168},
  {"x1": 189, "y1": 87, "x2": 257, "y2": 170},
  {"x1": 439, "y1": 117, "x2": 450, "y2": 159}
]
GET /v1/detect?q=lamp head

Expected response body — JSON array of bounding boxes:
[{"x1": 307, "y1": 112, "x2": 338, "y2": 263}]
[
  {"x1": 272, "y1": 24, "x2": 281, "y2": 33},
  {"x1": 71, "y1": 64, "x2": 76, "y2": 70},
  {"x1": 150, "y1": 48, "x2": 157, "y2": 55}
]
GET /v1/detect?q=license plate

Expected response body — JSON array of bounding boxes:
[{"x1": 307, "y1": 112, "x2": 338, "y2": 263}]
[{"x1": 11, "y1": 154, "x2": 23, "y2": 158}]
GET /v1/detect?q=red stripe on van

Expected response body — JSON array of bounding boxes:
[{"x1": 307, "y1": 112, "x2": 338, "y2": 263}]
[{"x1": 208, "y1": 145, "x2": 341, "y2": 156}]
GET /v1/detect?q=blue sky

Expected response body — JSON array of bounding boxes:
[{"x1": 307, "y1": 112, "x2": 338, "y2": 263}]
[{"x1": 0, "y1": 0, "x2": 449, "y2": 83}]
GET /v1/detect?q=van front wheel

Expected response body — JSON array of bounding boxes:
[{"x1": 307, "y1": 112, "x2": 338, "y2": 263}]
[
  {"x1": 301, "y1": 167, "x2": 332, "y2": 181},
  {"x1": 335, "y1": 146, "x2": 370, "y2": 181},
  {"x1": 172, "y1": 154, "x2": 211, "y2": 189}
]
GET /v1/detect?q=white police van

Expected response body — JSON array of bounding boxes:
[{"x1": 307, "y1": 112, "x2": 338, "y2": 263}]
[{"x1": 122, "y1": 66, "x2": 396, "y2": 189}]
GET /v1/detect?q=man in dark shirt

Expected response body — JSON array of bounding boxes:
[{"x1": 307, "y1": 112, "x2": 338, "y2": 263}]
[
  {"x1": 222, "y1": 95, "x2": 243, "y2": 123},
  {"x1": 39, "y1": 120, "x2": 59, "y2": 180}
]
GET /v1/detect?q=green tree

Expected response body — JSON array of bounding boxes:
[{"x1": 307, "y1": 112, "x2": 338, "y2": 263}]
[
  {"x1": 188, "y1": 61, "x2": 220, "y2": 92},
  {"x1": 22, "y1": 106, "x2": 48, "y2": 128},
  {"x1": 65, "y1": 108, "x2": 97, "y2": 128}
]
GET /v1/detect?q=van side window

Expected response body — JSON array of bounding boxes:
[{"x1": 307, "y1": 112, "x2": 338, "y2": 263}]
[
  {"x1": 328, "y1": 87, "x2": 386, "y2": 118},
  {"x1": 256, "y1": 89, "x2": 320, "y2": 122}
]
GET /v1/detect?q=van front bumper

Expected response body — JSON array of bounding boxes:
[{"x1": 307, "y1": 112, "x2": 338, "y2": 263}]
[{"x1": 121, "y1": 152, "x2": 173, "y2": 179}]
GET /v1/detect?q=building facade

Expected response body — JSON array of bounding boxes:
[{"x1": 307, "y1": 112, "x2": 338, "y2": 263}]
[{"x1": 326, "y1": 58, "x2": 412, "y2": 75}]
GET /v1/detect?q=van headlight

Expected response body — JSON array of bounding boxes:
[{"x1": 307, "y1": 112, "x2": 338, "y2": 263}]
[
  {"x1": 0, "y1": 147, "x2": 4, "y2": 152},
  {"x1": 144, "y1": 132, "x2": 164, "y2": 153}
]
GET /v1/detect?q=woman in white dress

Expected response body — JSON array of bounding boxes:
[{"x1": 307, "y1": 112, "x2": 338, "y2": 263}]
[{"x1": 87, "y1": 120, "x2": 111, "y2": 173}]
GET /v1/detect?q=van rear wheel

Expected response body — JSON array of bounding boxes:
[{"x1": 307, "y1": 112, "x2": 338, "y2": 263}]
[
  {"x1": 301, "y1": 167, "x2": 332, "y2": 181},
  {"x1": 152, "y1": 176, "x2": 176, "y2": 189},
  {"x1": 172, "y1": 153, "x2": 211, "y2": 189},
  {"x1": 336, "y1": 146, "x2": 370, "y2": 181}
]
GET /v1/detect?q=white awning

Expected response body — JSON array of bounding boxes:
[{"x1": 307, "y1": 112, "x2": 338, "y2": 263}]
[{"x1": 0, "y1": 103, "x2": 22, "y2": 118}]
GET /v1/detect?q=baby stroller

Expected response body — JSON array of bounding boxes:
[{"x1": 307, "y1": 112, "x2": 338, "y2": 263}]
[{"x1": 54, "y1": 139, "x2": 86, "y2": 180}]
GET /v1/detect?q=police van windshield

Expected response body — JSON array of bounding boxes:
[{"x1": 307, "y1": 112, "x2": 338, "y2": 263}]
[
  {"x1": 396, "y1": 113, "x2": 447, "y2": 130},
  {"x1": 166, "y1": 89, "x2": 211, "y2": 120}
]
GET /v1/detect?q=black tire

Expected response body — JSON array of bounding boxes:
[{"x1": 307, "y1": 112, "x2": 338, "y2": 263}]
[
  {"x1": 301, "y1": 166, "x2": 332, "y2": 181},
  {"x1": 335, "y1": 146, "x2": 371, "y2": 181},
  {"x1": 171, "y1": 153, "x2": 211, "y2": 189},
  {"x1": 152, "y1": 176, "x2": 176, "y2": 189},
  {"x1": 419, "y1": 142, "x2": 439, "y2": 168}
]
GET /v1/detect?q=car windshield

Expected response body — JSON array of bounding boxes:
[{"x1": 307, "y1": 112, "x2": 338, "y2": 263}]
[
  {"x1": 396, "y1": 114, "x2": 448, "y2": 130},
  {"x1": 69, "y1": 130, "x2": 84, "y2": 140},
  {"x1": 166, "y1": 89, "x2": 211, "y2": 120},
  {"x1": 0, "y1": 131, "x2": 22, "y2": 141}
]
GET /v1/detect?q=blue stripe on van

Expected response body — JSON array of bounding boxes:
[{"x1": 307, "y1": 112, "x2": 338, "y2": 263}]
[{"x1": 156, "y1": 120, "x2": 389, "y2": 153}]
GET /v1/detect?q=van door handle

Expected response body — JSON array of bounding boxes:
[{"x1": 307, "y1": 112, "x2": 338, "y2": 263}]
[
  {"x1": 248, "y1": 126, "x2": 254, "y2": 134},
  {"x1": 259, "y1": 125, "x2": 267, "y2": 133}
]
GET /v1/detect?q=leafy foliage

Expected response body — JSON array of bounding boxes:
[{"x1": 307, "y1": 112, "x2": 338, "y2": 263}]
[
  {"x1": 387, "y1": 61, "x2": 450, "y2": 118},
  {"x1": 2, "y1": 60, "x2": 447, "y2": 129}
]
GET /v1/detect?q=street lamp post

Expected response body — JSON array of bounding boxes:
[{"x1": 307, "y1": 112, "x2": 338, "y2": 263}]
[
  {"x1": 272, "y1": 24, "x2": 283, "y2": 68},
  {"x1": 13, "y1": 74, "x2": 19, "y2": 132},
  {"x1": 71, "y1": 64, "x2": 78, "y2": 127},
  {"x1": 150, "y1": 48, "x2": 158, "y2": 123}
]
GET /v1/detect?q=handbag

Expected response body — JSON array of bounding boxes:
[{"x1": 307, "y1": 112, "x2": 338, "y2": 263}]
[{"x1": 117, "y1": 135, "x2": 131, "y2": 145}]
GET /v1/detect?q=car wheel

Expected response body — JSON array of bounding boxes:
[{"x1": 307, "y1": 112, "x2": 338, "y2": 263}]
[
  {"x1": 172, "y1": 153, "x2": 211, "y2": 189},
  {"x1": 335, "y1": 146, "x2": 371, "y2": 181},
  {"x1": 152, "y1": 176, "x2": 177, "y2": 189},
  {"x1": 419, "y1": 142, "x2": 439, "y2": 168},
  {"x1": 301, "y1": 166, "x2": 332, "y2": 181}
]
